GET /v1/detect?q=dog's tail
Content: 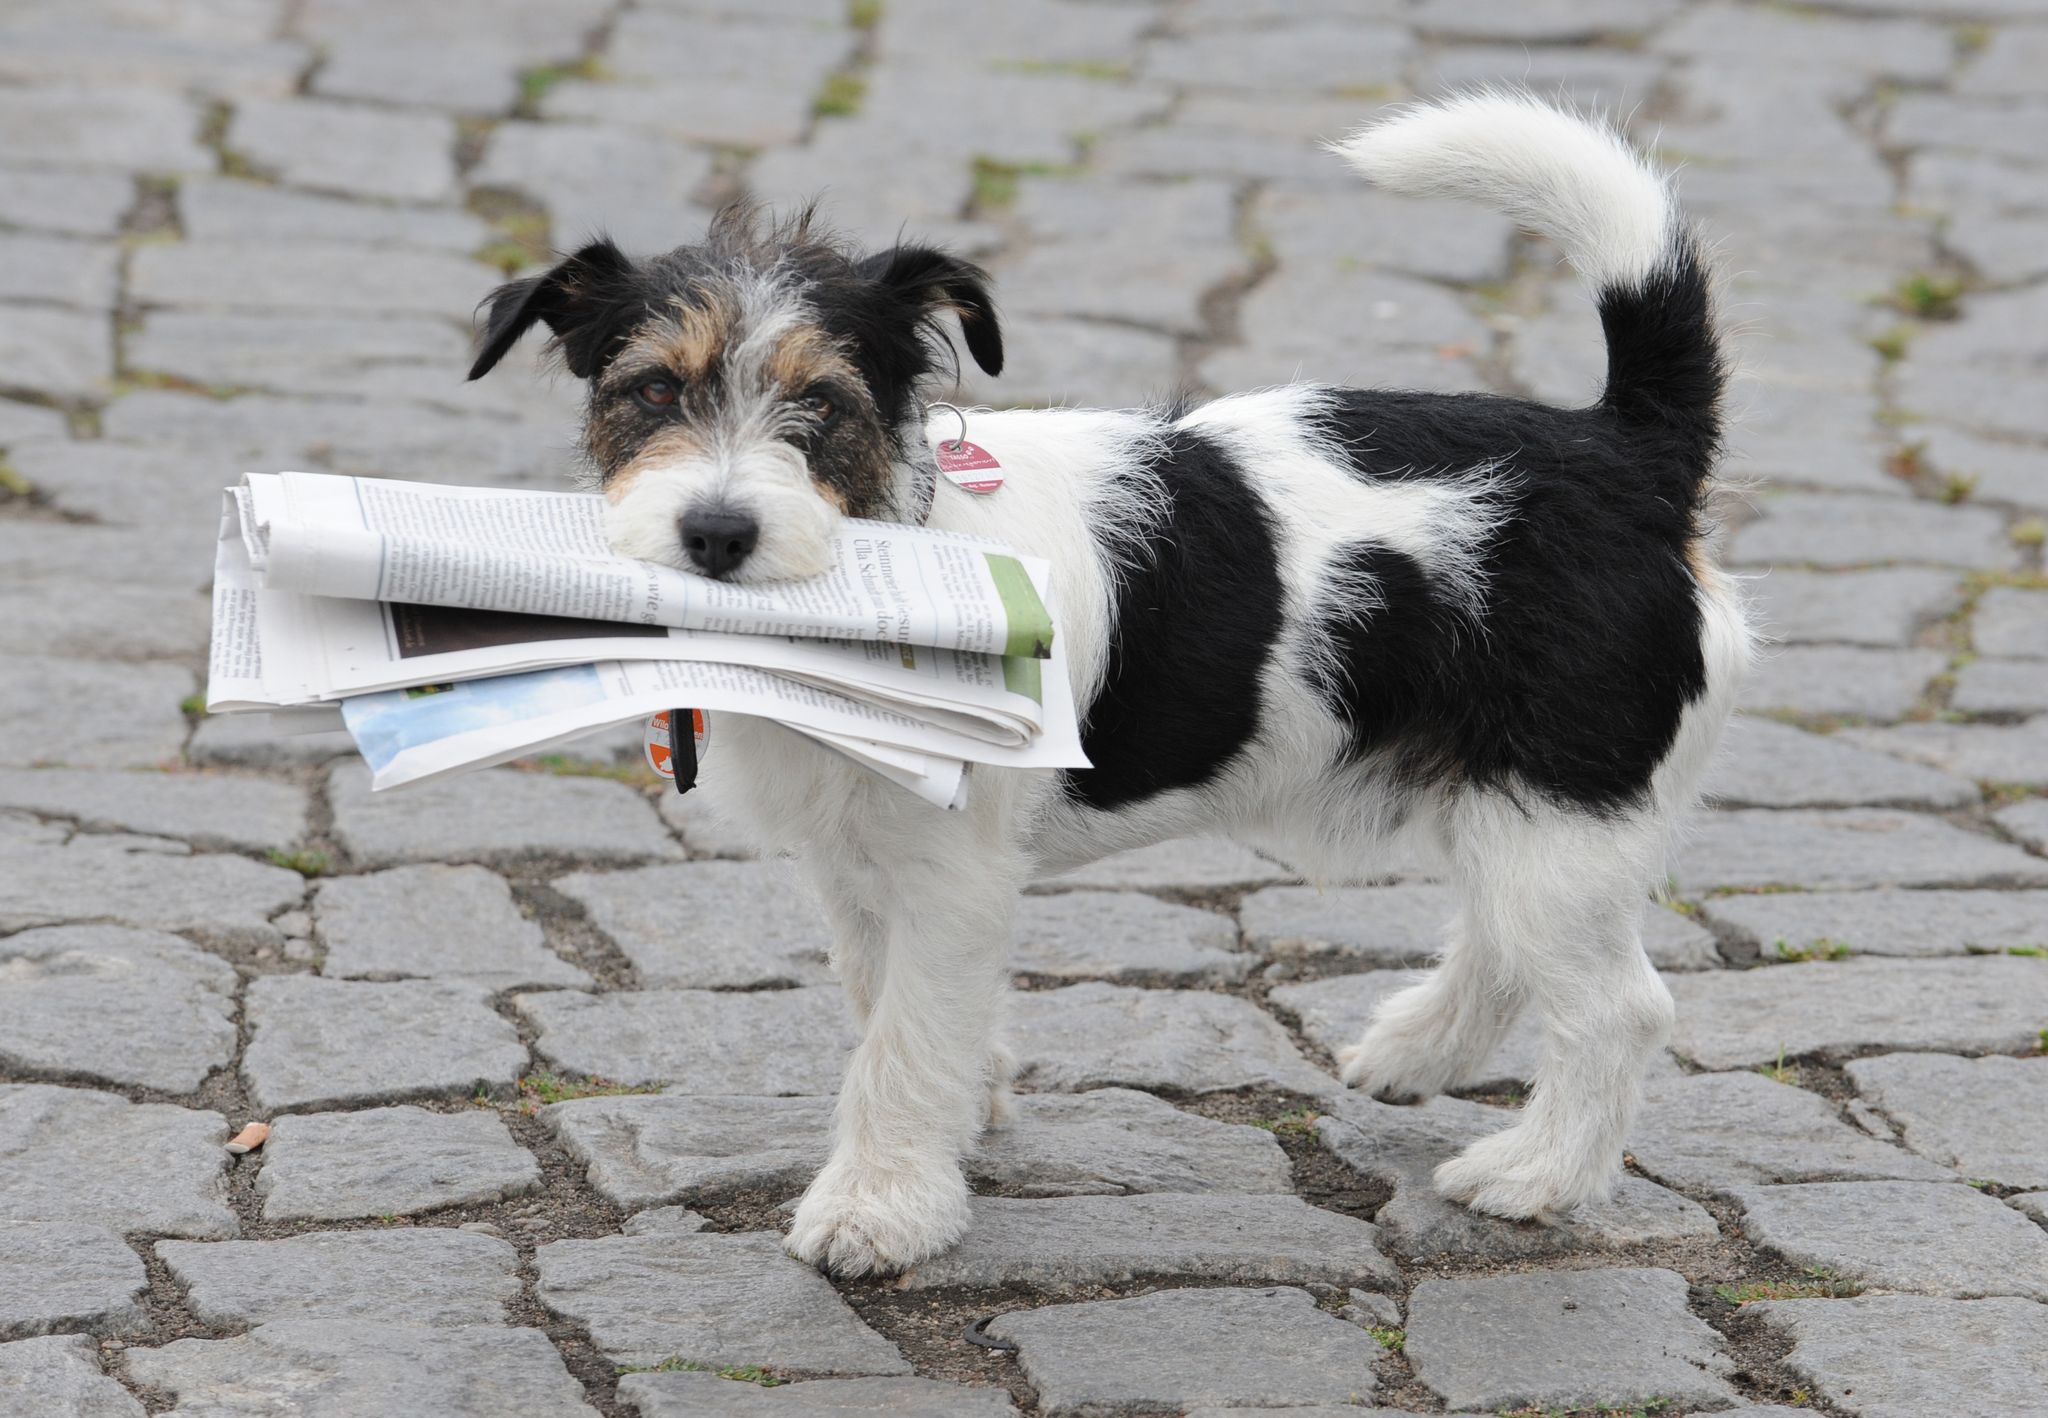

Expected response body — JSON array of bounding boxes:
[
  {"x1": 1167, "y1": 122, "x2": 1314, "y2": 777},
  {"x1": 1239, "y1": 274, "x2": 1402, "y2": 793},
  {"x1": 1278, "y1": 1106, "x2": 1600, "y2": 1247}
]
[{"x1": 1331, "y1": 92, "x2": 1721, "y2": 489}]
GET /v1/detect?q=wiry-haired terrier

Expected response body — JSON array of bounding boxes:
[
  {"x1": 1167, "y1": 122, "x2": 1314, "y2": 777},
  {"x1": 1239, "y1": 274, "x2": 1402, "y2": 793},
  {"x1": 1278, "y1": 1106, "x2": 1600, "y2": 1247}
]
[{"x1": 471, "y1": 94, "x2": 1753, "y2": 1277}]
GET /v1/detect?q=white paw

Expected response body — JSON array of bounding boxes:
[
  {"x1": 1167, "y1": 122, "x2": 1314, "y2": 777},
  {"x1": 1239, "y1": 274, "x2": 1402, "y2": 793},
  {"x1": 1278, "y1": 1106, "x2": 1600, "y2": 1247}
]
[
  {"x1": 1432, "y1": 1122, "x2": 1618, "y2": 1221},
  {"x1": 784, "y1": 1158, "x2": 970, "y2": 1278},
  {"x1": 1336, "y1": 1027, "x2": 1456, "y2": 1104},
  {"x1": 983, "y1": 1038, "x2": 1017, "y2": 1128}
]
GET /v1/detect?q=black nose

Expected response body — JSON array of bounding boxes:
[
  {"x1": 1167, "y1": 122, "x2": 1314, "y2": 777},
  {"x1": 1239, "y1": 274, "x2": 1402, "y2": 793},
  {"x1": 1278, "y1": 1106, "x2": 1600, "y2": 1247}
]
[{"x1": 680, "y1": 507, "x2": 759, "y2": 577}]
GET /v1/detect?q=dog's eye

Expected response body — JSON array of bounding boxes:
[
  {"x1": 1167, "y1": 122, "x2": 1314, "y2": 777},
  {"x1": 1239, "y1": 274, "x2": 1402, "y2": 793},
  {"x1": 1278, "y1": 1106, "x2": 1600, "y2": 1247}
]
[
  {"x1": 634, "y1": 379, "x2": 679, "y2": 410},
  {"x1": 798, "y1": 390, "x2": 839, "y2": 427}
]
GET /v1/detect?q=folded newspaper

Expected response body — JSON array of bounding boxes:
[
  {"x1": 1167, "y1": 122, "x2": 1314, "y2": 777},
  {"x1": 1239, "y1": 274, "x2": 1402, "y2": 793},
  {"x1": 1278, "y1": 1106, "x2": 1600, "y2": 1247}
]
[{"x1": 208, "y1": 472, "x2": 1089, "y2": 807}]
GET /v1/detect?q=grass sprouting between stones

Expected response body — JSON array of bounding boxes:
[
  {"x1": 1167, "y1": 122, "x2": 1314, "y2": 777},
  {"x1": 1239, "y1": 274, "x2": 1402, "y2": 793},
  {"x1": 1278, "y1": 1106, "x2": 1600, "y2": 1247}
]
[
  {"x1": 1714, "y1": 1267, "x2": 1862, "y2": 1305},
  {"x1": 266, "y1": 848, "x2": 331, "y2": 878},
  {"x1": 616, "y1": 1357, "x2": 782, "y2": 1385},
  {"x1": 517, "y1": 1072, "x2": 662, "y2": 1114},
  {"x1": 1775, "y1": 936, "x2": 1851, "y2": 962}
]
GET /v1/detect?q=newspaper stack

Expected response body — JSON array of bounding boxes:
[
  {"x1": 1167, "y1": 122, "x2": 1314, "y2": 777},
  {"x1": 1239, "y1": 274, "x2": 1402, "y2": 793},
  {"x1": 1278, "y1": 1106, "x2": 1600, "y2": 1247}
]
[{"x1": 208, "y1": 471, "x2": 1089, "y2": 808}]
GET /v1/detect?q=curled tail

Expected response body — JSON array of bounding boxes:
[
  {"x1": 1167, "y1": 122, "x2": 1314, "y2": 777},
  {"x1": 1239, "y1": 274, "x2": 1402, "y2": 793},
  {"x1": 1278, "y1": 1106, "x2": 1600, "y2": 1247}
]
[{"x1": 1331, "y1": 92, "x2": 1722, "y2": 488}]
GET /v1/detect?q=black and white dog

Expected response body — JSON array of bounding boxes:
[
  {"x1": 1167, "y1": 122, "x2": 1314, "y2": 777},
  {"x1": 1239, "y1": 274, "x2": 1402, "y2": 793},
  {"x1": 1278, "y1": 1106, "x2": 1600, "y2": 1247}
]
[{"x1": 470, "y1": 94, "x2": 1752, "y2": 1277}]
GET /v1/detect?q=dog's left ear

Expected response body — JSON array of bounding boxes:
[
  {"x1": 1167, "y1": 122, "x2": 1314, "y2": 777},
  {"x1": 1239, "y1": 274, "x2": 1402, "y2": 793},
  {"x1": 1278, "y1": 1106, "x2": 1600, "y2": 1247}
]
[
  {"x1": 469, "y1": 238, "x2": 641, "y2": 381},
  {"x1": 859, "y1": 245, "x2": 1004, "y2": 377}
]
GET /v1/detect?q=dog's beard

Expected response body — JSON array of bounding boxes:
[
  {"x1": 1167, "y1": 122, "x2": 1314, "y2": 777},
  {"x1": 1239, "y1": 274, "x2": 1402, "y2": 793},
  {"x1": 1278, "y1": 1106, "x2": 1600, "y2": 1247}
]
[{"x1": 603, "y1": 440, "x2": 842, "y2": 582}]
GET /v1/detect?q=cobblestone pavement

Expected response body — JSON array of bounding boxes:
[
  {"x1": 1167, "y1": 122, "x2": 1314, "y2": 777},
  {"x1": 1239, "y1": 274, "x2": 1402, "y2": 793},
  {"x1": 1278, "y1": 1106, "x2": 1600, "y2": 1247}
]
[{"x1": 2, "y1": 0, "x2": 2047, "y2": 1415}]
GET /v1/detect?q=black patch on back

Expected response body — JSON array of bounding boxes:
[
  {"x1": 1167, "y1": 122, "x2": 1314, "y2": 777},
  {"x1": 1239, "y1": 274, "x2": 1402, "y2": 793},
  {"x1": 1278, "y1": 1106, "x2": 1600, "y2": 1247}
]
[
  {"x1": 1301, "y1": 387, "x2": 1708, "y2": 815},
  {"x1": 1063, "y1": 425, "x2": 1285, "y2": 813}
]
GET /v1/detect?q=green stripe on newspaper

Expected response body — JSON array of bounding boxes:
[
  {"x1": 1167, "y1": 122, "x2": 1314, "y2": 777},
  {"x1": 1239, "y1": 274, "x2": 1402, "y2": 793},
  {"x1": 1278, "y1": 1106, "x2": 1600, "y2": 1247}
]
[
  {"x1": 1002, "y1": 653, "x2": 1042, "y2": 704},
  {"x1": 986, "y1": 552, "x2": 1054, "y2": 660}
]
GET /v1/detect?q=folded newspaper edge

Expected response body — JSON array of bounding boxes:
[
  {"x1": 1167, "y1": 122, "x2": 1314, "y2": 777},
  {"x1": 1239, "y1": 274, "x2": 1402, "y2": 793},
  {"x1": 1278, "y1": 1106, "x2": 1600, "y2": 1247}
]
[
  {"x1": 207, "y1": 476, "x2": 1091, "y2": 808},
  {"x1": 237, "y1": 471, "x2": 1056, "y2": 659}
]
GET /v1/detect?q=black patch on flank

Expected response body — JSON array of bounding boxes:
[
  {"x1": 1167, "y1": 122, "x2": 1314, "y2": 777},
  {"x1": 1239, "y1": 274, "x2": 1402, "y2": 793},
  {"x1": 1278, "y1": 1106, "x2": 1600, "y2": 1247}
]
[
  {"x1": 1062, "y1": 425, "x2": 1285, "y2": 813},
  {"x1": 1301, "y1": 386, "x2": 1709, "y2": 815}
]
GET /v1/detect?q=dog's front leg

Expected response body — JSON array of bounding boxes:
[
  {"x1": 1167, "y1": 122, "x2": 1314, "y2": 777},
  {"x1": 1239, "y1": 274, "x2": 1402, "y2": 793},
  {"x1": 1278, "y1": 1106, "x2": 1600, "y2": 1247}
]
[{"x1": 785, "y1": 839, "x2": 1018, "y2": 1278}]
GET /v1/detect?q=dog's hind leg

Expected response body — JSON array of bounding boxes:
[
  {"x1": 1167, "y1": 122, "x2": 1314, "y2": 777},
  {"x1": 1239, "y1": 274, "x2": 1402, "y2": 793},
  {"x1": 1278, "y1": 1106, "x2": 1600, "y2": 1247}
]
[
  {"x1": 1336, "y1": 907, "x2": 1522, "y2": 1102},
  {"x1": 784, "y1": 806, "x2": 1024, "y2": 1278},
  {"x1": 1427, "y1": 793, "x2": 1674, "y2": 1220}
]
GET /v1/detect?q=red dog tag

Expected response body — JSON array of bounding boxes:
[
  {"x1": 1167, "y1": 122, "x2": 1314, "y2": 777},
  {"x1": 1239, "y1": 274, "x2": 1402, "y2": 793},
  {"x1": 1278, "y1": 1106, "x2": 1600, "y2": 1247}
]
[{"x1": 935, "y1": 439, "x2": 1003, "y2": 494}]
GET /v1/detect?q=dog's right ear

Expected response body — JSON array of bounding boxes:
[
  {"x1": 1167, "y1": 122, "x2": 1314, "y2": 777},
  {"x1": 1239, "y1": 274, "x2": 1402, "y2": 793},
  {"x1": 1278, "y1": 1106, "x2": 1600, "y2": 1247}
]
[{"x1": 469, "y1": 239, "x2": 641, "y2": 381}]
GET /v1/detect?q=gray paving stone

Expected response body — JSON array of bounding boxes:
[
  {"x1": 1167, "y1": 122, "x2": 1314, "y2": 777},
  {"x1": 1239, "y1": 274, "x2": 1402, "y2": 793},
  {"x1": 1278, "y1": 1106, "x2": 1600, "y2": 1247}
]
[
  {"x1": 618, "y1": 1373, "x2": 1016, "y2": 1417},
  {"x1": 224, "y1": 98, "x2": 456, "y2": 203},
  {"x1": 1405, "y1": 1267, "x2": 1736, "y2": 1413},
  {"x1": 0, "y1": 439, "x2": 262, "y2": 534},
  {"x1": 312, "y1": 44, "x2": 524, "y2": 113},
  {"x1": 1257, "y1": 184, "x2": 1515, "y2": 286},
  {"x1": 256, "y1": 1105, "x2": 541, "y2": 1223},
  {"x1": 1008, "y1": 983, "x2": 1334, "y2": 1097},
  {"x1": 1144, "y1": 21, "x2": 1413, "y2": 91},
  {"x1": 0, "y1": 88, "x2": 208, "y2": 172},
  {"x1": 1672, "y1": 809, "x2": 2048, "y2": 892},
  {"x1": 243, "y1": 976, "x2": 526, "y2": 1113},
  {"x1": 0, "y1": 768, "x2": 306, "y2": 853},
  {"x1": 538, "y1": 73, "x2": 814, "y2": 149},
  {"x1": 178, "y1": 177, "x2": 491, "y2": 252},
  {"x1": 1316, "y1": 1097, "x2": 1718, "y2": 1262},
  {"x1": 313, "y1": 864, "x2": 590, "y2": 992},
  {"x1": 0, "y1": 24, "x2": 306, "y2": 99},
  {"x1": 1037, "y1": 839, "x2": 1290, "y2": 891},
  {"x1": 655, "y1": 791, "x2": 759, "y2": 859},
  {"x1": 1751, "y1": 1294, "x2": 2048, "y2": 1418},
  {"x1": 1954, "y1": 658, "x2": 2048, "y2": 714},
  {"x1": 0, "y1": 1222, "x2": 144, "y2": 1340},
  {"x1": 536, "y1": 1231, "x2": 909, "y2": 1373},
  {"x1": 156, "y1": 1229, "x2": 519, "y2": 1328},
  {"x1": 958, "y1": 314, "x2": 1179, "y2": 412},
  {"x1": 1844, "y1": 1053, "x2": 2048, "y2": 1189},
  {"x1": 1747, "y1": 568, "x2": 1963, "y2": 646},
  {"x1": 124, "y1": 1319, "x2": 597, "y2": 1418},
  {"x1": 185, "y1": 713, "x2": 355, "y2": 770},
  {"x1": 546, "y1": 1088, "x2": 1289, "y2": 1209},
  {"x1": 127, "y1": 311, "x2": 470, "y2": 404},
  {"x1": 0, "y1": 578, "x2": 209, "y2": 659},
  {"x1": 1843, "y1": 717, "x2": 2048, "y2": 786},
  {"x1": 329, "y1": 763, "x2": 682, "y2": 868},
  {"x1": 1240, "y1": 884, "x2": 1453, "y2": 970},
  {"x1": 1091, "y1": 98, "x2": 1367, "y2": 187},
  {"x1": 1207, "y1": 266, "x2": 1490, "y2": 398},
  {"x1": 554, "y1": 862, "x2": 831, "y2": 989},
  {"x1": 1702, "y1": 888, "x2": 2048, "y2": 960},
  {"x1": 0, "y1": 824, "x2": 304, "y2": 946},
  {"x1": 1896, "y1": 284, "x2": 2048, "y2": 442},
  {"x1": 1413, "y1": 0, "x2": 1678, "y2": 40},
  {"x1": 1012, "y1": 891, "x2": 1248, "y2": 983},
  {"x1": 1653, "y1": 2, "x2": 1951, "y2": 87},
  {"x1": 621, "y1": 1207, "x2": 711, "y2": 1236},
  {"x1": 1914, "y1": 429, "x2": 2048, "y2": 514},
  {"x1": 883, "y1": 0, "x2": 1150, "y2": 67},
  {"x1": 0, "y1": 169, "x2": 134, "y2": 237},
  {"x1": 0, "y1": 926, "x2": 235, "y2": 1093},
  {"x1": 1728, "y1": 492, "x2": 2015, "y2": 570},
  {"x1": 1704, "y1": 717, "x2": 1977, "y2": 810},
  {"x1": 1734, "y1": 1180, "x2": 2048, "y2": 1299},
  {"x1": 0, "y1": 1085, "x2": 234, "y2": 1238},
  {"x1": 472, "y1": 121, "x2": 715, "y2": 256},
  {"x1": 1665, "y1": 957, "x2": 2048, "y2": 1070},
  {"x1": 0, "y1": 233, "x2": 119, "y2": 309},
  {"x1": 1015, "y1": 176, "x2": 1238, "y2": 251},
  {"x1": 1998, "y1": 797, "x2": 2048, "y2": 852},
  {"x1": 996, "y1": 239, "x2": 1246, "y2": 337},
  {"x1": 2012, "y1": 1192, "x2": 2048, "y2": 1227},
  {"x1": 517, "y1": 987, "x2": 852, "y2": 1094},
  {"x1": 129, "y1": 241, "x2": 486, "y2": 318},
  {"x1": 1628, "y1": 1071, "x2": 1952, "y2": 1196},
  {"x1": 989, "y1": 1286, "x2": 1384, "y2": 1415},
  {"x1": 0, "y1": 1334, "x2": 143, "y2": 1418},
  {"x1": 0, "y1": 303, "x2": 110, "y2": 400},
  {"x1": 0, "y1": 397, "x2": 68, "y2": 443},
  {"x1": 1741, "y1": 646, "x2": 1947, "y2": 721},
  {"x1": 897, "y1": 1193, "x2": 1398, "y2": 1292},
  {"x1": 1975, "y1": 587, "x2": 2048, "y2": 658}
]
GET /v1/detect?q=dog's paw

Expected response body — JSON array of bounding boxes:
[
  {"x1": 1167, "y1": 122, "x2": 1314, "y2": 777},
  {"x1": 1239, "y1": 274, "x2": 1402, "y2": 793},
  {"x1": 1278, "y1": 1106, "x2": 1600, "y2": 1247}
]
[
  {"x1": 784, "y1": 1158, "x2": 970, "y2": 1278},
  {"x1": 1432, "y1": 1123, "x2": 1617, "y2": 1222},
  {"x1": 983, "y1": 1038, "x2": 1018, "y2": 1128},
  {"x1": 1336, "y1": 1030, "x2": 1451, "y2": 1104}
]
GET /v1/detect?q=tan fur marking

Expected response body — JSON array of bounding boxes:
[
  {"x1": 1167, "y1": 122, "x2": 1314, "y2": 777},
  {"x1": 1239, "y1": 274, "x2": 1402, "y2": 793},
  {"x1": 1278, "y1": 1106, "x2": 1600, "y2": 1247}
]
[
  {"x1": 607, "y1": 428, "x2": 713, "y2": 501},
  {"x1": 764, "y1": 324, "x2": 858, "y2": 394},
  {"x1": 618, "y1": 290, "x2": 740, "y2": 380}
]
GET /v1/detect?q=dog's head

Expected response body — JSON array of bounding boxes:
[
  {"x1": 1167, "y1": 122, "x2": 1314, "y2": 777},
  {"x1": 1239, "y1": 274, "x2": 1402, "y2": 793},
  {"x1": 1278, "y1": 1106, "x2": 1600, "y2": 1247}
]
[{"x1": 469, "y1": 207, "x2": 1002, "y2": 581}]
